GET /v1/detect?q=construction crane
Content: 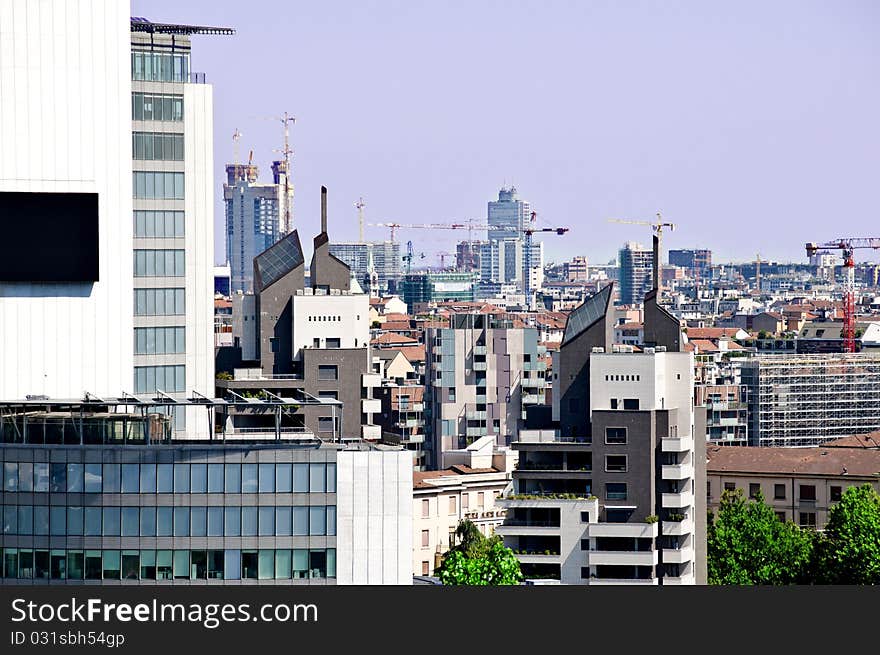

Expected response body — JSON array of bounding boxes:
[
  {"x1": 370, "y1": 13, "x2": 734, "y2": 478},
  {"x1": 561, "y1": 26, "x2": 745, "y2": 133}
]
[
  {"x1": 607, "y1": 213, "x2": 675, "y2": 292},
  {"x1": 523, "y1": 211, "x2": 570, "y2": 309},
  {"x1": 402, "y1": 240, "x2": 425, "y2": 275},
  {"x1": 271, "y1": 112, "x2": 296, "y2": 236},
  {"x1": 367, "y1": 221, "x2": 487, "y2": 244},
  {"x1": 435, "y1": 251, "x2": 454, "y2": 270},
  {"x1": 355, "y1": 197, "x2": 366, "y2": 243},
  {"x1": 806, "y1": 238, "x2": 880, "y2": 353},
  {"x1": 232, "y1": 128, "x2": 242, "y2": 165}
]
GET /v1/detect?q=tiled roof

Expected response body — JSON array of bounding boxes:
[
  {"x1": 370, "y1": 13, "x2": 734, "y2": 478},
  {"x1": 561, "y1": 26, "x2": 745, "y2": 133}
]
[
  {"x1": 706, "y1": 444, "x2": 880, "y2": 477},
  {"x1": 371, "y1": 332, "x2": 417, "y2": 345}
]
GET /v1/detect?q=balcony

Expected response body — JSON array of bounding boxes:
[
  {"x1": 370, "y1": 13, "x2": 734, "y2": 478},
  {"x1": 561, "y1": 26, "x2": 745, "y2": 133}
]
[
  {"x1": 362, "y1": 399, "x2": 382, "y2": 414},
  {"x1": 522, "y1": 378, "x2": 547, "y2": 389},
  {"x1": 661, "y1": 518, "x2": 694, "y2": 536},
  {"x1": 362, "y1": 424, "x2": 381, "y2": 439},
  {"x1": 475, "y1": 394, "x2": 487, "y2": 404},
  {"x1": 585, "y1": 550, "x2": 659, "y2": 566},
  {"x1": 466, "y1": 426, "x2": 488, "y2": 438},
  {"x1": 473, "y1": 361, "x2": 488, "y2": 371},
  {"x1": 661, "y1": 462, "x2": 694, "y2": 480},
  {"x1": 395, "y1": 418, "x2": 421, "y2": 428},
  {"x1": 522, "y1": 394, "x2": 541, "y2": 404},
  {"x1": 661, "y1": 436, "x2": 693, "y2": 452},
  {"x1": 661, "y1": 490, "x2": 694, "y2": 509},
  {"x1": 514, "y1": 552, "x2": 561, "y2": 563},
  {"x1": 473, "y1": 345, "x2": 487, "y2": 356},
  {"x1": 495, "y1": 523, "x2": 560, "y2": 536},
  {"x1": 587, "y1": 578, "x2": 657, "y2": 586},
  {"x1": 587, "y1": 523, "x2": 658, "y2": 539},
  {"x1": 466, "y1": 410, "x2": 487, "y2": 421},
  {"x1": 661, "y1": 546, "x2": 694, "y2": 565}
]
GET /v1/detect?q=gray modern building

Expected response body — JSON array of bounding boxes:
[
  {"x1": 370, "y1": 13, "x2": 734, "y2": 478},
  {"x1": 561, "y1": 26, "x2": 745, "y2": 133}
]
[
  {"x1": 668, "y1": 249, "x2": 712, "y2": 279},
  {"x1": 618, "y1": 242, "x2": 653, "y2": 306},
  {"x1": 224, "y1": 160, "x2": 293, "y2": 293},
  {"x1": 500, "y1": 282, "x2": 706, "y2": 585},
  {"x1": 329, "y1": 241, "x2": 401, "y2": 294},
  {"x1": 425, "y1": 314, "x2": 546, "y2": 470},
  {"x1": 0, "y1": 398, "x2": 411, "y2": 585}
]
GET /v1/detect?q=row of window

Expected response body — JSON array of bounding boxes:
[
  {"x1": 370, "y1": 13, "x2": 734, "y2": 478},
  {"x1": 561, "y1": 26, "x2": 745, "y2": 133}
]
[
  {"x1": 132, "y1": 92, "x2": 184, "y2": 122},
  {"x1": 2, "y1": 462, "x2": 337, "y2": 495},
  {"x1": 134, "y1": 249, "x2": 185, "y2": 277},
  {"x1": 133, "y1": 132, "x2": 184, "y2": 161},
  {"x1": 2, "y1": 505, "x2": 336, "y2": 538},
  {"x1": 134, "y1": 210, "x2": 185, "y2": 238},
  {"x1": 134, "y1": 288, "x2": 185, "y2": 316},
  {"x1": 133, "y1": 172, "x2": 184, "y2": 200},
  {"x1": 131, "y1": 51, "x2": 190, "y2": 83},
  {"x1": 605, "y1": 374, "x2": 641, "y2": 382},
  {"x1": 0, "y1": 548, "x2": 335, "y2": 581},
  {"x1": 419, "y1": 491, "x2": 493, "y2": 517},
  {"x1": 719, "y1": 481, "x2": 842, "y2": 503},
  {"x1": 135, "y1": 327, "x2": 185, "y2": 355},
  {"x1": 134, "y1": 365, "x2": 185, "y2": 394}
]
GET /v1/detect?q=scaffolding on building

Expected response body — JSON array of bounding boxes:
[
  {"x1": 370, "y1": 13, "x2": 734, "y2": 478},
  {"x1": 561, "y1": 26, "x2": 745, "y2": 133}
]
[{"x1": 742, "y1": 353, "x2": 880, "y2": 447}]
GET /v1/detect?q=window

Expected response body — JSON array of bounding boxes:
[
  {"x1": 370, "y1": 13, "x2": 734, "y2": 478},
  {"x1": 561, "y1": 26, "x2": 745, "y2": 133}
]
[
  {"x1": 131, "y1": 51, "x2": 190, "y2": 82},
  {"x1": 448, "y1": 496, "x2": 457, "y2": 515},
  {"x1": 318, "y1": 417, "x2": 335, "y2": 433},
  {"x1": 134, "y1": 210, "x2": 185, "y2": 238},
  {"x1": 799, "y1": 512, "x2": 816, "y2": 528},
  {"x1": 774, "y1": 483, "x2": 786, "y2": 500},
  {"x1": 775, "y1": 511, "x2": 787, "y2": 522},
  {"x1": 132, "y1": 92, "x2": 184, "y2": 121},
  {"x1": 241, "y1": 464, "x2": 258, "y2": 493},
  {"x1": 799, "y1": 485, "x2": 816, "y2": 502},
  {"x1": 134, "y1": 289, "x2": 185, "y2": 316},
  {"x1": 477, "y1": 492, "x2": 485, "y2": 508},
  {"x1": 275, "y1": 464, "x2": 292, "y2": 493},
  {"x1": 605, "y1": 483, "x2": 627, "y2": 500},
  {"x1": 134, "y1": 365, "x2": 185, "y2": 393},
  {"x1": 421, "y1": 530, "x2": 429, "y2": 548},
  {"x1": 421, "y1": 561, "x2": 429, "y2": 576},
  {"x1": 830, "y1": 486, "x2": 842, "y2": 502},
  {"x1": 724, "y1": 482, "x2": 736, "y2": 492},
  {"x1": 605, "y1": 455, "x2": 627, "y2": 473},
  {"x1": 133, "y1": 250, "x2": 185, "y2": 276},
  {"x1": 749, "y1": 483, "x2": 761, "y2": 499},
  {"x1": 448, "y1": 387, "x2": 456, "y2": 402},
  {"x1": 326, "y1": 338, "x2": 341, "y2": 349},
  {"x1": 132, "y1": 172, "x2": 184, "y2": 200},
  {"x1": 134, "y1": 326, "x2": 185, "y2": 354},
  {"x1": 318, "y1": 391, "x2": 338, "y2": 400},
  {"x1": 318, "y1": 365, "x2": 338, "y2": 381},
  {"x1": 622, "y1": 398, "x2": 640, "y2": 410},
  {"x1": 580, "y1": 539, "x2": 590, "y2": 551},
  {"x1": 605, "y1": 427, "x2": 627, "y2": 444},
  {"x1": 421, "y1": 499, "x2": 429, "y2": 518},
  {"x1": 462, "y1": 493, "x2": 469, "y2": 509},
  {"x1": 132, "y1": 132, "x2": 184, "y2": 161}
]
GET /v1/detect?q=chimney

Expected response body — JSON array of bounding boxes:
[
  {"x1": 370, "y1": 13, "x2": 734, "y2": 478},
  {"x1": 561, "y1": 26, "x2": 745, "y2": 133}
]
[
  {"x1": 321, "y1": 186, "x2": 327, "y2": 234},
  {"x1": 652, "y1": 234, "x2": 660, "y2": 292}
]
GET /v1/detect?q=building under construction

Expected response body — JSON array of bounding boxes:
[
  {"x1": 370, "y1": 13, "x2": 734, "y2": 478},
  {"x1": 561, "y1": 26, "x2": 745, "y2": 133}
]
[{"x1": 742, "y1": 352, "x2": 880, "y2": 447}]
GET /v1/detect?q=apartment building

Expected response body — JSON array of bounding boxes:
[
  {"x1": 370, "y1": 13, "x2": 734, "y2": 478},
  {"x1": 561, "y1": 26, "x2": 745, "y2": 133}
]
[
  {"x1": 706, "y1": 438, "x2": 880, "y2": 528},
  {"x1": 412, "y1": 437, "x2": 513, "y2": 576},
  {"x1": 426, "y1": 314, "x2": 546, "y2": 470},
  {"x1": 500, "y1": 282, "x2": 707, "y2": 585}
]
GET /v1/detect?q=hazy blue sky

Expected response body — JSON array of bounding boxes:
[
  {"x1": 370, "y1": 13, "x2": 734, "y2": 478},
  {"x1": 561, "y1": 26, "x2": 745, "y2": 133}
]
[{"x1": 131, "y1": 0, "x2": 880, "y2": 267}]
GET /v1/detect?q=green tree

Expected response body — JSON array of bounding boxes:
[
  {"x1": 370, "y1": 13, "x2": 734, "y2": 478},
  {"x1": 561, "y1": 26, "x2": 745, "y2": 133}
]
[
  {"x1": 435, "y1": 519, "x2": 523, "y2": 585},
  {"x1": 707, "y1": 489, "x2": 814, "y2": 585},
  {"x1": 812, "y1": 484, "x2": 880, "y2": 584}
]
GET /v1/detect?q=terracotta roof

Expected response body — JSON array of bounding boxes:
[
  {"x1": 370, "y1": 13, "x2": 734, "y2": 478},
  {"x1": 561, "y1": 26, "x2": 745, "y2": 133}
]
[
  {"x1": 371, "y1": 332, "x2": 417, "y2": 345},
  {"x1": 706, "y1": 444, "x2": 880, "y2": 477},
  {"x1": 822, "y1": 432, "x2": 880, "y2": 449},
  {"x1": 539, "y1": 341, "x2": 561, "y2": 351},
  {"x1": 214, "y1": 299, "x2": 232, "y2": 309},
  {"x1": 686, "y1": 327, "x2": 744, "y2": 339},
  {"x1": 413, "y1": 466, "x2": 503, "y2": 489},
  {"x1": 397, "y1": 345, "x2": 426, "y2": 362},
  {"x1": 381, "y1": 321, "x2": 415, "y2": 332},
  {"x1": 616, "y1": 322, "x2": 643, "y2": 330},
  {"x1": 383, "y1": 313, "x2": 410, "y2": 321}
]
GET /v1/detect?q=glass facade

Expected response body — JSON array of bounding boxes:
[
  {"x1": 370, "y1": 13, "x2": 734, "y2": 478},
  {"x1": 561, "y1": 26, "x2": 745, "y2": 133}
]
[
  {"x1": 1, "y1": 447, "x2": 340, "y2": 584},
  {"x1": 134, "y1": 210, "x2": 185, "y2": 238},
  {"x1": 132, "y1": 92, "x2": 183, "y2": 122},
  {"x1": 134, "y1": 327, "x2": 186, "y2": 355},
  {"x1": 133, "y1": 250, "x2": 185, "y2": 277},
  {"x1": 133, "y1": 172, "x2": 185, "y2": 200},
  {"x1": 131, "y1": 51, "x2": 190, "y2": 82},
  {"x1": 134, "y1": 288, "x2": 186, "y2": 316},
  {"x1": 134, "y1": 365, "x2": 186, "y2": 393},
  {"x1": 133, "y1": 132, "x2": 184, "y2": 161}
]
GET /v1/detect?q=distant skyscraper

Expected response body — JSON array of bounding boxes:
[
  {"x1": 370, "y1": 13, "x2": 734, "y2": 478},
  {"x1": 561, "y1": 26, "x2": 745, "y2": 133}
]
[
  {"x1": 618, "y1": 242, "x2": 653, "y2": 305},
  {"x1": 488, "y1": 186, "x2": 529, "y2": 243},
  {"x1": 480, "y1": 239, "x2": 522, "y2": 284},
  {"x1": 329, "y1": 241, "x2": 401, "y2": 293},
  {"x1": 224, "y1": 161, "x2": 291, "y2": 293},
  {"x1": 669, "y1": 249, "x2": 712, "y2": 280}
]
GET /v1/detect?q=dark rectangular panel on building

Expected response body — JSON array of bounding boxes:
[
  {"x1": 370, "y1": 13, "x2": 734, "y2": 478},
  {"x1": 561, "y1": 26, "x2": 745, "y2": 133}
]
[{"x1": 0, "y1": 191, "x2": 99, "y2": 282}]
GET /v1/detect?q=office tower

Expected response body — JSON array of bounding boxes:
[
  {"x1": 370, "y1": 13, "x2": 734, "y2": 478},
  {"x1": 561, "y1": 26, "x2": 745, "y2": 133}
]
[
  {"x1": 400, "y1": 272, "x2": 476, "y2": 309},
  {"x1": 132, "y1": 18, "x2": 228, "y2": 436},
  {"x1": 742, "y1": 353, "x2": 880, "y2": 447},
  {"x1": 566, "y1": 256, "x2": 590, "y2": 282},
  {"x1": 329, "y1": 241, "x2": 401, "y2": 293},
  {"x1": 668, "y1": 249, "x2": 712, "y2": 280},
  {"x1": 0, "y1": 1, "x2": 133, "y2": 400},
  {"x1": 224, "y1": 160, "x2": 292, "y2": 293},
  {"x1": 488, "y1": 185, "x2": 529, "y2": 243},
  {"x1": 499, "y1": 283, "x2": 706, "y2": 584},
  {"x1": 425, "y1": 314, "x2": 547, "y2": 469},
  {"x1": 479, "y1": 239, "x2": 523, "y2": 284},
  {"x1": 618, "y1": 242, "x2": 653, "y2": 305},
  {"x1": 456, "y1": 240, "x2": 486, "y2": 273}
]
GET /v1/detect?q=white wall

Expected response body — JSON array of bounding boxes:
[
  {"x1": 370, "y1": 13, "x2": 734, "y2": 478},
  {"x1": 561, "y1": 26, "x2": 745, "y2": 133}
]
[
  {"x1": 184, "y1": 83, "x2": 214, "y2": 436},
  {"x1": 0, "y1": 0, "x2": 132, "y2": 399},
  {"x1": 336, "y1": 449, "x2": 413, "y2": 584},
  {"x1": 292, "y1": 293, "x2": 369, "y2": 357}
]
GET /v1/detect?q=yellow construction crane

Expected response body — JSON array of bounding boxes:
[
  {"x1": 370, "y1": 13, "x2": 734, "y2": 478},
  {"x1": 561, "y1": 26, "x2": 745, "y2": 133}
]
[{"x1": 607, "y1": 212, "x2": 676, "y2": 291}]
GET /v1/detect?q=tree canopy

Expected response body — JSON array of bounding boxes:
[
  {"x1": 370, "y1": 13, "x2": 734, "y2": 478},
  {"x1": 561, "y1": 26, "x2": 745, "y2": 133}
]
[
  {"x1": 811, "y1": 484, "x2": 880, "y2": 584},
  {"x1": 435, "y1": 519, "x2": 523, "y2": 586}
]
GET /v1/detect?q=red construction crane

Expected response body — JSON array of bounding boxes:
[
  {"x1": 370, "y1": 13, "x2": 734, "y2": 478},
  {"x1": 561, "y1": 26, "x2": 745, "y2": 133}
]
[{"x1": 805, "y1": 238, "x2": 880, "y2": 353}]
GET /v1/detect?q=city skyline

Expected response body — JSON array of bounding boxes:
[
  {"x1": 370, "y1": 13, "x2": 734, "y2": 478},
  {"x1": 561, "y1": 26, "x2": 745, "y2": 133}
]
[{"x1": 130, "y1": 0, "x2": 880, "y2": 268}]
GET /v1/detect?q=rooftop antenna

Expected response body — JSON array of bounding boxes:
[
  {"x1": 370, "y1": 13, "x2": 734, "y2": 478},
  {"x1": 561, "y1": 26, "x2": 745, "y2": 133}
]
[{"x1": 232, "y1": 128, "x2": 242, "y2": 166}]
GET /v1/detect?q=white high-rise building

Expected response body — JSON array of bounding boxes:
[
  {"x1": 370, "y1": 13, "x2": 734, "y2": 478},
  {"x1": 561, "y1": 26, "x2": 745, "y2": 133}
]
[
  {"x1": 131, "y1": 19, "x2": 232, "y2": 437},
  {"x1": 0, "y1": 1, "x2": 134, "y2": 400}
]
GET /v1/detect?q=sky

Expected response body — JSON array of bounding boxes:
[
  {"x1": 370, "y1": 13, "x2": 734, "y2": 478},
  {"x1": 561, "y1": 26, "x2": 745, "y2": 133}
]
[{"x1": 130, "y1": 0, "x2": 880, "y2": 268}]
